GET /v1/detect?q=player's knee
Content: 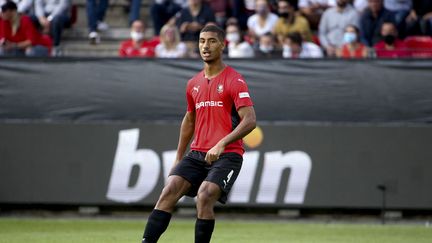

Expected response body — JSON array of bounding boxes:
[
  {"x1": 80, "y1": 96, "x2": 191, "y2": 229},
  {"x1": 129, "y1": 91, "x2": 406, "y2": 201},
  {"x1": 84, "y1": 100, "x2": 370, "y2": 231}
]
[
  {"x1": 158, "y1": 177, "x2": 189, "y2": 203},
  {"x1": 159, "y1": 183, "x2": 178, "y2": 201},
  {"x1": 197, "y1": 186, "x2": 218, "y2": 207}
]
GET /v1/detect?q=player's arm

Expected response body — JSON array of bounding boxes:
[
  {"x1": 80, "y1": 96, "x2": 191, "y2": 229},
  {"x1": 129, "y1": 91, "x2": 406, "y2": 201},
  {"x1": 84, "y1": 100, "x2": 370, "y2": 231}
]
[
  {"x1": 205, "y1": 106, "x2": 256, "y2": 163},
  {"x1": 174, "y1": 111, "x2": 196, "y2": 166}
]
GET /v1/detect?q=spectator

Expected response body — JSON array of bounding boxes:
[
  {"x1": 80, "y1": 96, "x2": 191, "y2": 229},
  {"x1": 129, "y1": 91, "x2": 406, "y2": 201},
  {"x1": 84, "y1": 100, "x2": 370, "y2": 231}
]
[
  {"x1": 247, "y1": 0, "x2": 278, "y2": 43},
  {"x1": 282, "y1": 31, "x2": 323, "y2": 58},
  {"x1": 406, "y1": 0, "x2": 432, "y2": 36},
  {"x1": 119, "y1": 20, "x2": 160, "y2": 57},
  {"x1": 384, "y1": 0, "x2": 411, "y2": 36},
  {"x1": 155, "y1": 24, "x2": 187, "y2": 58},
  {"x1": 298, "y1": 0, "x2": 336, "y2": 29},
  {"x1": 359, "y1": 0, "x2": 395, "y2": 47},
  {"x1": 337, "y1": 24, "x2": 368, "y2": 58},
  {"x1": 273, "y1": 0, "x2": 313, "y2": 46},
  {"x1": 87, "y1": 0, "x2": 109, "y2": 44},
  {"x1": 225, "y1": 23, "x2": 254, "y2": 58},
  {"x1": 374, "y1": 21, "x2": 410, "y2": 58},
  {"x1": 150, "y1": 0, "x2": 182, "y2": 36},
  {"x1": 319, "y1": 0, "x2": 359, "y2": 56},
  {"x1": 0, "y1": 0, "x2": 34, "y2": 14},
  {"x1": 0, "y1": 1, "x2": 50, "y2": 56},
  {"x1": 176, "y1": 0, "x2": 215, "y2": 57},
  {"x1": 33, "y1": 0, "x2": 71, "y2": 56},
  {"x1": 254, "y1": 32, "x2": 281, "y2": 57}
]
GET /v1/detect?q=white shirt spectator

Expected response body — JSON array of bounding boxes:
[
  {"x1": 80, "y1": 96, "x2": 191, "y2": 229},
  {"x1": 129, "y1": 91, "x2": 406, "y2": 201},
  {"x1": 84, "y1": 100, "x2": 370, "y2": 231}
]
[
  {"x1": 35, "y1": 0, "x2": 70, "y2": 19},
  {"x1": 247, "y1": 12, "x2": 279, "y2": 37},
  {"x1": 155, "y1": 42, "x2": 187, "y2": 58},
  {"x1": 283, "y1": 42, "x2": 324, "y2": 58},
  {"x1": 319, "y1": 4, "x2": 360, "y2": 48},
  {"x1": 298, "y1": 0, "x2": 336, "y2": 8},
  {"x1": 228, "y1": 41, "x2": 255, "y2": 58}
]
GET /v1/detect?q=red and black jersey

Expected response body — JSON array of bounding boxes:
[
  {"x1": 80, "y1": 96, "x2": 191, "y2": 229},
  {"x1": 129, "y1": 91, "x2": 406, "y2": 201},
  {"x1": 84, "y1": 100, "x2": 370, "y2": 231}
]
[{"x1": 186, "y1": 66, "x2": 254, "y2": 155}]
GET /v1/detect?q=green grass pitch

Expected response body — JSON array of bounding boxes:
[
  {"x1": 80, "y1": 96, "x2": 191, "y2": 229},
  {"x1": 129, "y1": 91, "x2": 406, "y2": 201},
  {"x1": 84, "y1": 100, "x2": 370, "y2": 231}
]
[{"x1": 0, "y1": 218, "x2": 431, "y2": 243}]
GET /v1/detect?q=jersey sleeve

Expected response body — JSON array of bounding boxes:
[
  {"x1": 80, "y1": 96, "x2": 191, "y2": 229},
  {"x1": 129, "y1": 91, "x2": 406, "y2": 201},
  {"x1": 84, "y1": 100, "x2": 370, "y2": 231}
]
[
  {"x1": 186, "y1": 82, "x2": 195, "y2": 112},
  {"x1": 230, "y1": 75, "x2": 254, "y2": 110}
]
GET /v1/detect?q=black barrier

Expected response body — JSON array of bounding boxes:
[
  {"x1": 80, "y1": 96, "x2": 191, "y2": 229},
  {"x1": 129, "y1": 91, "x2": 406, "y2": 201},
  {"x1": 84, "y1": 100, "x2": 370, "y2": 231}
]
[
  {"x1": 0, "y1": 59, "x2": 432, "y2": 209},
  {"x1": 0, "y1": 123, "x2": 431, "y2": 209},
  {"x1": 1, "y1": 58, "x2": 432, "y2": 122}
]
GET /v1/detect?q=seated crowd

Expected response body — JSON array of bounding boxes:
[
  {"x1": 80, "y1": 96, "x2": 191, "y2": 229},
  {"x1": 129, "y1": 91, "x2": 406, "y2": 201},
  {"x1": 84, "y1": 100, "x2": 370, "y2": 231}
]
[{"x1": 1, "y1": 0, "x2": 432, "y2": 58}]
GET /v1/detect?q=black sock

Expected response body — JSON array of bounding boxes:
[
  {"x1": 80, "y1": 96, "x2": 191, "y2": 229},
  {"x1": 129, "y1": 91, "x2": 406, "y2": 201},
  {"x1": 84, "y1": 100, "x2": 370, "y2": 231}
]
[
  {"x1": 142, "y1": 209, "x2": 172, "y2": 243},
  {"x1": 195, "y1": 218, "x2": 215, "y2": 243}
]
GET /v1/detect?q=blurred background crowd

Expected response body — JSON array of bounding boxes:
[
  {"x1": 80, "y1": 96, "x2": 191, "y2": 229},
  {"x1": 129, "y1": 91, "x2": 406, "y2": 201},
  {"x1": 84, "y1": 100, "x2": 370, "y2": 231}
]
[{"x1": 1, "y1": 0, "x2": 432, "y2": 58}]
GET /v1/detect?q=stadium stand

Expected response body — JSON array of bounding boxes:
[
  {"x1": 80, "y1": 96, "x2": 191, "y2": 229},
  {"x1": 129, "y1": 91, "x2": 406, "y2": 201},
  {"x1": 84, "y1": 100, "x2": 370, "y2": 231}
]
[{"x1": 2, "y1": 0, "x2": 431, "y2": 57}]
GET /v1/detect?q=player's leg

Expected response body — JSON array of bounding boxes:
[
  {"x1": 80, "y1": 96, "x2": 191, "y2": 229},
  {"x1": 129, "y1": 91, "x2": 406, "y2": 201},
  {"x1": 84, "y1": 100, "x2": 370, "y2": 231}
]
[
  {"x1": 195, "y1": 181, "x2": 221, "y2": 243},
  {"x1": 155, "y1": 175, "x2": 191, "y2": 212},
  {"x1": 143, "y1": 151, "x2": 208, "y2": 243},
  {"x1": 142, "y1": 175, "x2": 191, "y2": 243},
  {"x1": 194, "y1": 152, "x2": 243, "y2": 243}
]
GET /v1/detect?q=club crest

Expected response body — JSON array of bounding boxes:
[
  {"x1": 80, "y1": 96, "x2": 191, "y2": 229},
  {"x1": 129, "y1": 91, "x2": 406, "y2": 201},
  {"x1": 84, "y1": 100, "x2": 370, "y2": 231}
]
[{"x1": 217, "y1": 84, "x2": 224, "y2": 94}]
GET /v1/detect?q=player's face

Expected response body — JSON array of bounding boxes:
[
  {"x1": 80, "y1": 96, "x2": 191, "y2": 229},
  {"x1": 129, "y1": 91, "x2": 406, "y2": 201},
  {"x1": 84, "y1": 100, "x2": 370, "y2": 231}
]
[{"x1": 199, "y1": 31, "x2": 225, "y2": 63}]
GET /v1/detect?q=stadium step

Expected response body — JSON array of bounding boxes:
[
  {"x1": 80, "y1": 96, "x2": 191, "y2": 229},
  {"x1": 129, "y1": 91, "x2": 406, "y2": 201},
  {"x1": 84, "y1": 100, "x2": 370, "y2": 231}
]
[
  {"x1": 72, "y1": 0, "x2": 152, "y2": 29},
  {"x1": 61, "y1": 39, "x2": 120, "y2": 57},
  {"x1": 61, "y1": 0, "x2": 154, "y2": 57},
  {"x1": 63, "y1": 27, "x2": 154, "y2": 41}
]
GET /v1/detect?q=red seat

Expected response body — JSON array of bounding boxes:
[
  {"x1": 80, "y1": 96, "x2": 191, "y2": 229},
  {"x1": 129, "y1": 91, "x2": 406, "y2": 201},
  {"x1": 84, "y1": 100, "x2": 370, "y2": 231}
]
[{"x1": 404, "y1": 36, "x2": 432, "y2": 58}]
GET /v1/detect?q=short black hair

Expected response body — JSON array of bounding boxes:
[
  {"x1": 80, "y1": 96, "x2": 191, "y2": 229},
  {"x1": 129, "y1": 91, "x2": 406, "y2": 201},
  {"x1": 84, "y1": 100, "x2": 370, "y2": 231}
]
[
  {"x1": 286, "y1": 32, "x2": 303, "y2": 45},
  {"x1": 200, "y1": 24, "x2": 225, "y2": 42},
  {"x1": 1, "y1": 0, "x2": 17, "y2": 12}
]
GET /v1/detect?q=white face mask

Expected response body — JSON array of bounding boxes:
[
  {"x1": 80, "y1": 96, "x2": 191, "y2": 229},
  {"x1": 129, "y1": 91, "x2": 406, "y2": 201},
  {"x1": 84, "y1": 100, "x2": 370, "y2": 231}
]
[
  {"x1": 282, "y1": 44, "x2": 291, "y2": 58},
  {"x1": 259, "y1": 45, "x2": 273, "y2": 53},
  {"x1": 226, "y1": 33, "x2": 240, "y2": 43},
  {"x1": 131, "y1": 31, "x2": 144, "y2": 41}
]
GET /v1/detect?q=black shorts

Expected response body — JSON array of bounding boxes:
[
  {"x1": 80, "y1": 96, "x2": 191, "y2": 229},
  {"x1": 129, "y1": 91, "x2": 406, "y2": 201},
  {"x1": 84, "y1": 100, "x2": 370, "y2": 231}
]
[{"x1": 170, "y1": 150, "x2": 243, "y2": 204}]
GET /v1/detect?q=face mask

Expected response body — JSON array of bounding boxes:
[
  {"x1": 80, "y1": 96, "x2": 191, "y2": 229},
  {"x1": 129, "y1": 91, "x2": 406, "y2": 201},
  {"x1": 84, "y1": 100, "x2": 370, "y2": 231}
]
[
  {"x1": 131, "y1": 31, "x2": 144, "y2": 41},
  {"x1": 282, "y1": 44, "x2": 291, "y2": 58},
  {"x1": 383, "y1": 34, "x2": 396, "y2": 45},
  {"x1": 226, "y1": 33, "x2": 240, "y2": 43},
  {"x1": 279, "y1": 12, "x2": 289, "y2": 18},
  {"x1": 343, "y1": 32, "x2": 357, "y2": 44},
  {"x1": 259, "y1": 45, "x2": 273, "y2": 53},
  {"x1": 257, "y1": 6, "x2": 268, "y2": 15}
]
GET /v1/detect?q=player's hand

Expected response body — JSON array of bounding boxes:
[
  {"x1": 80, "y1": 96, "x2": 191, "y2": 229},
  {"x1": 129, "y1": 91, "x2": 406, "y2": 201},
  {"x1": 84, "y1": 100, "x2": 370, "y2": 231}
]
[{"x1": 205, "y1": 143, "x2": 225, "y2": 164}]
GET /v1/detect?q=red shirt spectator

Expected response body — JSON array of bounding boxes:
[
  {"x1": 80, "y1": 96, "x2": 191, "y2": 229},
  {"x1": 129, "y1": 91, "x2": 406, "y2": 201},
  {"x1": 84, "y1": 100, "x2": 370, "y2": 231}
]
[
  {"x1": 374, "y1": 39, "x2": 410, "y2": 58},
  {"x1": 340, "y1": 43, "x2": 368, "y2": 58},
  {"x1": 337, "y1": 25, "x2": 368, "y2": 59},
  {"x1": 118, "y1": 20, "x2": 160, "y2": 58},
  {"x1": 373, "y1": 21, "x2": 410, "y2": 58},
  {"x1": 118, "y1": 37, "x2": 160, "y2": 57},
  {"x1": 0, "y1": 15, "x2": 50, "y2": 48}
]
